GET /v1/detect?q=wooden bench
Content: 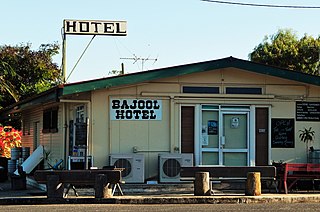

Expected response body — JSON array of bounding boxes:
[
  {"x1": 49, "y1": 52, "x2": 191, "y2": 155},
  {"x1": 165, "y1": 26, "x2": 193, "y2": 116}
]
[
  {"x1": 278, "y1": 163, "x2": 320, "y2": 194},
  {"x1": 34, "y1": 169, "x2": 122, "y2": 199},
  {"x1": 180, "y1": 166, "x2": 277, "y2": 193}
]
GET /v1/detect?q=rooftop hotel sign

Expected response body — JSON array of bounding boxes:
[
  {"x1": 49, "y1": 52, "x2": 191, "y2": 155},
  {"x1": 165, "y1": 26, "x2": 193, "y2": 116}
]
[
  {"x1": 61, "y1": 19, "x2": 127, "y2": 83},
  {"x1": 64, "y1": 19, "x2": 127, "y2": 36}
]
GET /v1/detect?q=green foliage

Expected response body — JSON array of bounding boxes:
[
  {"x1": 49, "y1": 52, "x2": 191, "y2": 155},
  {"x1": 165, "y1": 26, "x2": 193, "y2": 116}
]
[
  {"x1": 299, "y1": 127, "x2": 315, "y2": 161},
  {"x1": 0, "y1": 43, "x2": 62, "y2": 109},
  {"x1": 0, "y1": 61, "x2": 20, "y2": 102},
  {"x1": 249, "y1": 29, "x2": 320, "y2": 75},
  {"x1": 299, "y1": 127, "x2": 315, "y2": 144}
]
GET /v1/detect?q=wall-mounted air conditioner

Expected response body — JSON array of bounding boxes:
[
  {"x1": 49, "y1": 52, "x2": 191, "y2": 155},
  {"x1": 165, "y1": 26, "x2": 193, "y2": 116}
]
[
  {"x1": 159, "y1": 153, "x2": 193, "y2": 183},
  {"x1": 109, "y1": 154, "x2": 144, "y2": 183}
]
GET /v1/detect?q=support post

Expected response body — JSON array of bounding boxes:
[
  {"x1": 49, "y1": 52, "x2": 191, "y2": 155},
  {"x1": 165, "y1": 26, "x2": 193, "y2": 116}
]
[
  {"x1": 194, "y1": 172, "x2": 210, "y2": 196},
  {"x1": 95, "y1": 174, "x2": 112, "y2": 198},
  {"x1": 46, "y1": 175, "x2": 64, "y2": 199},
  {"x1": 62, "y1": 32, "x2": 67, "y2": 83},
  {"x1": 245, "y1": 172, "x2": 261, "y2": 196}
]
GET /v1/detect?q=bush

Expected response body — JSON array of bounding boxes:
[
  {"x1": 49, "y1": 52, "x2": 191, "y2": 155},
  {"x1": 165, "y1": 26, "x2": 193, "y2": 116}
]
[{"x1": 0, "y1": 126, "x2": 22, "y2": 158}]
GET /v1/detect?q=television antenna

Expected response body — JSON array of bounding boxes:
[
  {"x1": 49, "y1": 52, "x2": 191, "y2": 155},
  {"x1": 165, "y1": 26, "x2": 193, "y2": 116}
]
[{"x1": 120, "y1": 54, "x2": 158, "y2": 71}]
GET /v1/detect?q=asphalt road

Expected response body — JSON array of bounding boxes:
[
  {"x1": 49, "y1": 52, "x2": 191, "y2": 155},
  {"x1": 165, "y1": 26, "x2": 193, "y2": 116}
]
[{"x1": 1, "y1": 203, "x2": 320, "y2": 212}]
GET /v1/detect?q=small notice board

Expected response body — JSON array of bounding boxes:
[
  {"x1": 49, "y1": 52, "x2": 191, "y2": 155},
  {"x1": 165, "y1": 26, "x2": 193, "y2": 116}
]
[
  {"x1": 75, "y1": 122, "x2": 87, "y2": 146},
  {"x1": 296, "y1": 101, "x2": 320, "y2": 121},
  {"x1": 271, "y1": 118, "x2": 295, "y2": 148}
]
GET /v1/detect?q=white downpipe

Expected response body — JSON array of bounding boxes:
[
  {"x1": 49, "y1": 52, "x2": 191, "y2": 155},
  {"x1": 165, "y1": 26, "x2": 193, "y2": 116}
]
[{"x1": 170, "y1": 96, "x2": 175, "y2": 152}]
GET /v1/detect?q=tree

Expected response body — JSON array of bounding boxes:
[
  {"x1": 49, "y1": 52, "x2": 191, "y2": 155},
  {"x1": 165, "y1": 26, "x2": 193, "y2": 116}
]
[
  {"x1": 0, "y1": 61, "x2": 20, "y2": 103},
  {"x1": 249, "y1": 29, "x2": 320, "y2": 75},
  {"x1": 0, "y1": 43, "x2": 62, "y2": 109}
]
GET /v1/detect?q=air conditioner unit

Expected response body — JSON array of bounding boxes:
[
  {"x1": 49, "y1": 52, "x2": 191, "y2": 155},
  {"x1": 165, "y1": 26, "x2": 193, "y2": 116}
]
[
  {"x1": 159, "y1": 153, "x2": 193, "y2": 183},
  {"x1": 109, "y1": 154, "x2": 144, "y2": 183}
]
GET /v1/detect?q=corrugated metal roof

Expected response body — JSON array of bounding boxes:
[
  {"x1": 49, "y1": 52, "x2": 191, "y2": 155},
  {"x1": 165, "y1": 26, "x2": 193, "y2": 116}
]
[
  {"x1": 1, "y1": 57, "x2": 319, "y2": 117},
  {"x1": 0, "y1": 86, "x2": 63, "y2": 119},
  {"x1": 62, "y1": 57, "x2": 320, "y2": 95}
]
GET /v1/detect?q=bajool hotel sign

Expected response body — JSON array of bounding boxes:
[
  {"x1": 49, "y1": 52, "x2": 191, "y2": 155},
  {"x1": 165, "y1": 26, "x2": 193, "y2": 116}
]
[
  {"x1": 64, "y1": 19, "x2": 127, "y2": 36},
  {"x1": 110, "y1": 99, "x2": 162, "y2": 120}
]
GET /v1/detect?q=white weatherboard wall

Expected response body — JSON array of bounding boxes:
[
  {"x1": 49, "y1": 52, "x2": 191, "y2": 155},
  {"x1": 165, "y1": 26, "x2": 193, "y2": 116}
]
[
  {"x1": 21, "y1": 104, "x2": 64, "y2": 168},
  {"x1": 22, "y1": 108, "x2": 42, "y2": 152}
]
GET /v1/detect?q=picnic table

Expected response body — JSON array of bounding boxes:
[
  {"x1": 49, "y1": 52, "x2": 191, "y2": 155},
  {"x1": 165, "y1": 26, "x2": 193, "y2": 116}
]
[
  {"x1": 277, "y1": 163, "x2": 320, "y2": 194},
  {"x1": 34, "y1": 169, "x2": 123, "y2": 198}
]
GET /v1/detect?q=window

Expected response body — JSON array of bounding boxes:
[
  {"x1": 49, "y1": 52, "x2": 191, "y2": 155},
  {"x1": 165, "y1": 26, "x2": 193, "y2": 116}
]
[
  {"x1": 226, "y1": 87, "x2": 262, "y2": 94},
  {"x1": 42, "y1": 107, "x2": 58, "y2": 133},
  {"x1": 183, "y1": 86, "x2": 219, "y2": 94},
  {"x1": 74, "y1": 105, "x2": 87, "y2": 146},
  {"x1": 75, "y1": 105, "x2": 86, "y2": 123}
]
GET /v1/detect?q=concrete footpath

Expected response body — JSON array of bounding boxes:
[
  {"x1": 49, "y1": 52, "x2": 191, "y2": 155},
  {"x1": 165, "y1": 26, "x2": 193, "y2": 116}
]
[{"x1": 1, "y1": 179, "x2": 320, "y2": 205}]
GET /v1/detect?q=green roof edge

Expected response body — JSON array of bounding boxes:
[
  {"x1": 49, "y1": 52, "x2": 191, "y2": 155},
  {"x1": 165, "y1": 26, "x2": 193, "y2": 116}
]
[
  {"x1": 1, "y1": 57, "x2": 319, "y2": 117},
  {"x1": 62, "y1": 57, "x2": 320, "y2": 96}
]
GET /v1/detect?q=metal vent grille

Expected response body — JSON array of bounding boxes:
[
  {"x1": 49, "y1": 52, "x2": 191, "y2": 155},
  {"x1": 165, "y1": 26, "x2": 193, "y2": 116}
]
[
  {"x1": 114, "y1": 158, "x2": 132, "y2": 177},
  {"x1": 162, "y1": 158, "x2": 181, "y2": 177}
]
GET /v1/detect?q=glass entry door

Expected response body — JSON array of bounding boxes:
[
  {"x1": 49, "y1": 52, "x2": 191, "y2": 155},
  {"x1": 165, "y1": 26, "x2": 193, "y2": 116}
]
[
  {"x1": 221, "y1": 112, "x2": 249, "y2": 166},
  {"x1": 201, "y1": 109, "x2": 249, "y2": 166},
  {"x1": 201, "y1": 110, "x2": 220, "y2": 165}
]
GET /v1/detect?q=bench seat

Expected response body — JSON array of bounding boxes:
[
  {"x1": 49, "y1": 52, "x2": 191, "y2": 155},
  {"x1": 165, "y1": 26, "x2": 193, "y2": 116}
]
[
  {"x1": 34, "y1": 169, "x2": 123, "y2": 198},
  {"x1": 277, "y1": 163, "x2": 320, "y2": 194},
  {"x1": 180, "y1": 166, "x2": 277, "y2": 193},
  {"x1": 180, "y1": 166, "x2": 277, "y2": 180}
]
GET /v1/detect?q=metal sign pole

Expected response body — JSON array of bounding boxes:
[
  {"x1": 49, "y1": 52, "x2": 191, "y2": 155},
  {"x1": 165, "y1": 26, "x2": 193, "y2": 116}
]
[{"x1": 62, "y1": 31, "x2": 67, "y2": 83}]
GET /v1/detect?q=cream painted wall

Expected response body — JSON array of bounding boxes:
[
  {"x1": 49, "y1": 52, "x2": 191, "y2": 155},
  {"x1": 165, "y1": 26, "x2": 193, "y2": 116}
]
[
  {"x1": 267, "y1": 85, "x2": 307, "y2": 96},
  {"x1": 270, "y1": 101, "x2": 302, "y2": 163},
  {"x1": 309, "y1": 86, "x2": 320, "y2": 99},
  {"x1": 81, "y1": 67, "x2": 320, "y2": 179},
  {"x1": 221, "y1": 68, "x2": 266, "y2": 85},
  {"x1": 91, "y1": 85, "x2": 172, "y2": 178},
  {"x1": 91, "y1": 90, "x2": 109, "y2": 167},
  {"x1": 17, "y1": 66, "x2": 319, "y2": 182},
  {"x1": 109, "y1": 96, "x2": 170, "y2": 178},
  {"x1": 137, "y1": 83, "x2": 180, "y2": 93},
  {"x1": 267, "y1": 99, "x2": 320, "y2": 163},
  {"x1": 173, "y1": 70, "x2": 223, "y2": 84}
]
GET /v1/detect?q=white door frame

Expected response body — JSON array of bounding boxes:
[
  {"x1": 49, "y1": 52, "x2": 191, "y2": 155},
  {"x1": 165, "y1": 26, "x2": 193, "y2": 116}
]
[
  {"x1": 219, "y1": 111, "x2": 250, "y2": 166},
  {"x1": 196, "y1": 105, "x2": 253, "y2": 166}
]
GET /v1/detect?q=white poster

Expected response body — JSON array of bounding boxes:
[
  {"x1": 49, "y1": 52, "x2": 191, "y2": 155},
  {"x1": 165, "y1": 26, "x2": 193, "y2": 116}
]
[
  {"x1": 110, "y1": 98, "x2": 162, "y2": 120},
  {"x1": 201, "y1": 125, "x2": 209, "y2": 146}
]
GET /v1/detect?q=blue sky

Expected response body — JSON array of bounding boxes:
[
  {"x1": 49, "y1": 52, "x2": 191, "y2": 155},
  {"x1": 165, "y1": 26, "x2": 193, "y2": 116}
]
[{"x1": 2, "y1": 0, "x2": 320, "y2": 82}]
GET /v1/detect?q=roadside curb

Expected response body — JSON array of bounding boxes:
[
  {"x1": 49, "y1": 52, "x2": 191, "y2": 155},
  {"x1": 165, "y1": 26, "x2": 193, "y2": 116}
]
[{"x1": 1, "y1": 194, "x2": 320, "y2": 205}]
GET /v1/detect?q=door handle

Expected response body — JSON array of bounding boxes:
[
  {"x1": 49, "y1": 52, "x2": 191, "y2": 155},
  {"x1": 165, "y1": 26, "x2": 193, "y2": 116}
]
[{"x1": 220, "y1": 136, "x2": 225, "y2": 146}]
